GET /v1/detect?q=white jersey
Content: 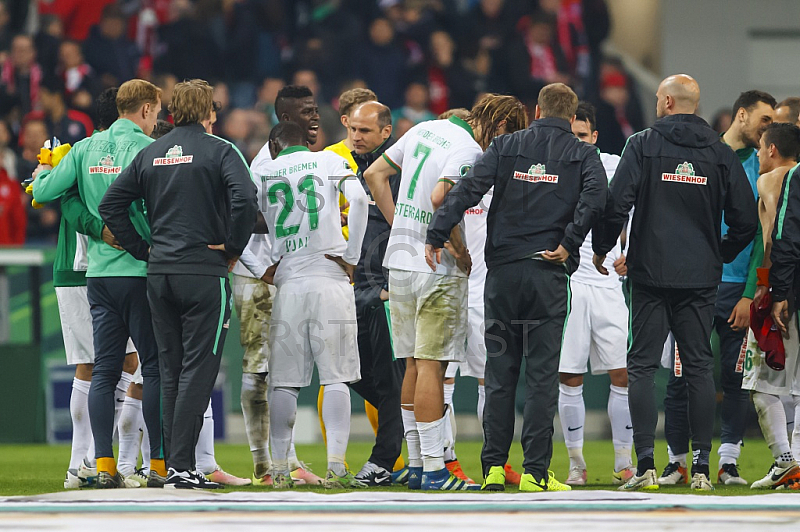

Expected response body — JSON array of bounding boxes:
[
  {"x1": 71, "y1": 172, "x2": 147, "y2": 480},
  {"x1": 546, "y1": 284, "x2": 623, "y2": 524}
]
[
  {"x1": 255, "y1": 146, "x2": 367, "y2": 286},
  {"x1": 571, "y1": 151, "x2": 622, "y2": 288},
  {"x1": 382, "y1": 116, "x2": 483, "y2": 277},
  {"x1": 234, "y1": 143, "x2": 273, "y2": 279},
  {"x1": 465, "y1": 191, "x2": 491, "y2": 308}
]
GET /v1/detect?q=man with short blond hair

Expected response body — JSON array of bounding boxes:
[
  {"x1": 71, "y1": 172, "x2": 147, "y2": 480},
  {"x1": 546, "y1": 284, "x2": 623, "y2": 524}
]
[
  {"x1": 100, "y1": 78, "x2": 257, "y2": 489},
  {"x1": 33, "y1": 78, "x2": 165, "y2": 489}
]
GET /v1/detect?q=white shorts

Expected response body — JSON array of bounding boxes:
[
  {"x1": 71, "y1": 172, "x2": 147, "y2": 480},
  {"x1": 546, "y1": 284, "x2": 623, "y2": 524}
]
[
  {"x1": 268, "y1": 276, "x2": 360, "y2": 387},
  {"x1": 55, "y1": 286, "x2": 94, "y2": 365},
  {"x1": 446, "y1": 305, "x2": 486, "y2": 379},
  {"x1": 742, "y1": 320, "x2": 800, "y2": 396},
  {"x1": 232, "y1": 274, "x2": 273, "y2": 374},
  {"x1": 559, "y1": 281, "x2": 628, "y2": 375},
  {"x1": 389, "y1": 269, "x2": 467, "y2": 363}
]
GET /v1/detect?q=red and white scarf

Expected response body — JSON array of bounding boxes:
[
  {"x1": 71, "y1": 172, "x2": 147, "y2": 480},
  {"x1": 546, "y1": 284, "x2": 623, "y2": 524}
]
[{"x1": 1, "y1": 59, "x2": 42, "y2": 108}]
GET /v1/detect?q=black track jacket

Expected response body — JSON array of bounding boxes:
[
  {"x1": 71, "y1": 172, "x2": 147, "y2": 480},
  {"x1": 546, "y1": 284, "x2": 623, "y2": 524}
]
[
  {"x1": 593, "y1": 113, "x2": 757, "y2": 289},
  {"x1": 769, "y1": 164, "x2": 800, "y2": 303},
  {"x1": 427, "y1": 117, "x2": 607, "y2": 275},
  {"x1": 99, "y1": 124, "x2": 257, "y2": 277}
]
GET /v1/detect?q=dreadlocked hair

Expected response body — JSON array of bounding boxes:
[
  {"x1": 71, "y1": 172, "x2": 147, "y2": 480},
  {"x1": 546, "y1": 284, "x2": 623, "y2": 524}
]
[{"x1": 467, "y1": 94, "x2": 529, "y2": 149}]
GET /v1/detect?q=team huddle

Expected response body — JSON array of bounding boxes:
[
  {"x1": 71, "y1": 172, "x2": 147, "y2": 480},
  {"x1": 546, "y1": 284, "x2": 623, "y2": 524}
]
[{"x1": 28, "y1": 71, "x2": 800, "y2": 493}]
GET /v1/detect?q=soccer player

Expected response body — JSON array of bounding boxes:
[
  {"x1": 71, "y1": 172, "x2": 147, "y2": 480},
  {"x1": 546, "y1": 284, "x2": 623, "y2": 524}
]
[
  {"x1": 742, "y1": 122, "x2": 800, "y2": 489},
  {"x1": 427, "y1": 85, "x2": 605, "y2": 492},
  {"x1": 257, "y1": 121, "x2": 368, "y2": 489},
  {"x1": 234, "y1": 85, "x2": 325, "y2": 486},
  {"x1": 593, "y1": 74, "x2": 758, "y2": 491},
  {"x1": 775, "y1": 97, "x2": 800, "y2": 127},
  {"x1": 100, "y1": 79, "x2": 257, "y2": 490},
  {"x1": 558, "y1": 101, "x2": 634, "y2": 486},
  {"x1": 33, "y1": 79, "x2": 166, "y2": 488},
  {"x1": 367, "y1": 93, "x2": 527, "y2": 491},
  {"x1": 658, "y1": 90, "x2": 775, "y2": 487}
]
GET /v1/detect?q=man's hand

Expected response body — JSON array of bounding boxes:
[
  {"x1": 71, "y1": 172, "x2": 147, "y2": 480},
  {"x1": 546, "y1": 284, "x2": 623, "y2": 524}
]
[
  {"x1": 425, "y1": 244, "x2": 442, "y2": 272},
  {"x1": 261, "y1": 261, "x2": 280, "y2": 285},
  {"x1": 101, "y1": 225, "x2": 124, "y2": 251},
  {"x1": 444, "y1": 241, "x2": 472, "y2": 275},
  {"x1": 593, "y1": 253, "x2": 608, "y2": 275},
  {"x1": 340, "y1": 200, "x2": 349, "y2": 227},
  {"x1": 728, "y1": 297, "x2": 752, "y2": 332},
  {"x1": 613, "y1": 254, "x2": 627, "y2": 276},
  {"x1": 208, "y1": 243, "x2": 238, "y2": 272},
  {"x1": 325, "y1": 254, "x2": 355, "y2": 282},
  {"x1": 31, "y1": 163, "x2": 52, "y2": 181},
  {"x1": 754, "y1": 285, "x2": 768, "y2": 308},
  {"x1": 772, "y1": 299, "x2": 790, "y2": 338},
  {"x1": 542, "y1": 245, "x2": 569, "y2": 265},
  {"x1": 379, "y1": 288, "x2": 389, "y2": 301}
]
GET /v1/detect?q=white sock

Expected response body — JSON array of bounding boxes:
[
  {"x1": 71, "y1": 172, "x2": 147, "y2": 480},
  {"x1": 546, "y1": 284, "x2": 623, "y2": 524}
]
[
  {"x1": 718, "y1": 442, "x2": 741, "y2": 467},
  {"x1": 69, "y1": 378, "x2": 92, "y2": 471},
  {"x1": 85, "y1": 438, "x2": 96, "y2": 468},
  {"x1": 241, "y1": 373, "x2": 271, "y2": 477},
  {"x1": 322, "y1": 383, "x2": 350, "y2": 473},
  {"x1": 753, "y1": 392, "x2": 792, "y2": 463},
  {"x1": 792, "y1": 395, "x2": 800, "y2": 461},
  {"x1": 559, "y1": 383, "x2": 586, "y2": 469},
  {"x1": 140, "y1": 412, "x2": 150, "y2": 472},
  {"x1": 117, "y1": 396, "x2": 143, "y2": 477},
  {"x1": 418, "y1": 414, "x2": 447, "y2": 472},
  {"x1": 269, "y1": 387, "x2": 298, "y2": 476},
  {"x1": 113, "y1": 372, "x2": 134, "y2": 439},
  {"x1": 402, "y1": 408, "x2": 422, "y2": 468},
  {"x1": 443, "y1": 383, "x2": 456, "y2": 462},
  {"x1": 477, "y1": 384, "x2": 485, "y2": 428},
  {"x1": 195, "y1": 401, "x2": 217, "y2": 475},
  {"x1": 608, "y1": 384, "x2": 633, "y2": 471},
  {"x1": 667, "y1": 446, "x2": 687, "y2": 467}
]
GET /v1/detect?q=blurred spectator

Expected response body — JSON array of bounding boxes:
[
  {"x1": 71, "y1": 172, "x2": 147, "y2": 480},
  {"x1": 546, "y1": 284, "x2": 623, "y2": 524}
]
[
  {"x1": 23, "y1": 76, "x2": 92, "y2": 147},
  {"x1": 58, "y1": 40, "x2": 99, "y2": 100},
  {"x1": 394, "y1": 116, "x2": 414, "y2": 139},
  {"x1": 292, "y1": 69, "x2": 341, "y2": 144},
  {"x1": 459, "y1": 0, "x2": 523, "y2": 83},
  {"x1": 422, "y1": 30, "x2": 476, "y2": 116},
  {"x1": 153, "y1": 73, "x2": 178, "y2": 121},
  {"x1": 593, "y1": 68, "x2": 644, "y2": 155},
  {"x1": 17, "y1": 119, "x2": 59, "y2": 243},
  {"x1": 359, "y1": 17, "x2": 407, "y2": 109},
  {"x1": 0, "y1": 119, "x2": 17, "y2": 180},
  {"x1": 254, "y1": 77, "x2": 284, "y2": 127},
  {"x1": 391, "y1": 81, "x2": 435, "y2": 126},
  {"x1": 0, "y1": 1, "x2": 11, "y2": 52},
  {"x1": 1, "y1": 35, "x2": 43, "y2": 116},
  {"x1": 710, "y1": 107, "x2": 733, "y2": 135},
  {"x1": 153, "y1": 0, "x2": 223, "y2": 83},
  {"x1": 0, "y1": 165, "x2": 25, "y2": 244},
  {"x1": 221, "y1": 108, "x2": 253, "y2": 154},
  {"x1": 223, "y1": 0, "x2": 261, "y2": 108},
  {"x1": 34, "y1": 15, "x2": 63, "y2": 78},
  {"x1": 38, "y1": 0, "x2": 116, "y2": 42},
  {"x1": 83, "y1": 4, "x2": 140, "y2": 88}
]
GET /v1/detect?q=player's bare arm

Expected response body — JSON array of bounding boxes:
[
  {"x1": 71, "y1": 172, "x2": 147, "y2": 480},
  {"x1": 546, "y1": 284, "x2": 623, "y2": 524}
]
[{"x1": 363, "y1": 155, "x2": 397, "y2": 226}]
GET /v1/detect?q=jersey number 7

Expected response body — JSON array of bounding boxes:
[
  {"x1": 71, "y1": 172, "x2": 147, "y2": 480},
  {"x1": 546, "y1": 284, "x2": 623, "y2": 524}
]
[{"x1": 406, "y1": 142, "x2": 432, "y2": 200}]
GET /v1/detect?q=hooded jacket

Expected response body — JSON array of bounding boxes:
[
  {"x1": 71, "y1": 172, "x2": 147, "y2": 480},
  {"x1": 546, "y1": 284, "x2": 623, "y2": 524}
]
[{"x1": 593, "y1": 113, "x2": 758, "y2": 288}]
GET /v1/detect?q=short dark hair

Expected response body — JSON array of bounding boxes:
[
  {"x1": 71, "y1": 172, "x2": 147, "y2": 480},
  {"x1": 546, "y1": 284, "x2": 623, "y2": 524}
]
[
  {"x1": 762, "y1": 122, "x2": 800, "y2": 161},
  {"x1": 95, "y1": 87, "x2": 119, "y2": 130},
  {"x1": 269, "y1": 121, "x2": 306, "y2": 146},
  {"x1": 575, "y1": 101, "x2": 596, "y2": 132},
  {"x1": 376, "y1": 104, "x2": 392, "y2": 129},
  {"x1": 275, "y1": 85, "x2": 314, "y2": 116},
  {"x1": 538, "y1": 83, "x2": 578, "y2": 120},
  {"x1": 731, "y1": 90, "x2": 777, "y2": 118},
  {"x1": 777, "y1": 97, "x2": 800, "y2": 121},
  {"x1": 151, "y1": 119, "x2": 175, "y2": 139}
]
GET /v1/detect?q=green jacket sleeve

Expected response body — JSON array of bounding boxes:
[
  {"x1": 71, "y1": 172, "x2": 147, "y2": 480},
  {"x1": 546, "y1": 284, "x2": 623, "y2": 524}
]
[
  {"x1": 742, "y1": 220, "x2": 763, "y2": 299},
  {"x1": 60, "y1": 185, "x2": 104, "y2": 240},
  {"x1": 31, "y1": 145, "x2": 81, "y2": 203}
]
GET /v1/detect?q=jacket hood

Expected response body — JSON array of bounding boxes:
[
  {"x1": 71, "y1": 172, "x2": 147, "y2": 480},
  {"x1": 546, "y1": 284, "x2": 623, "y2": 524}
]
[{"x1": 651, "y1": 114, "x2": 719, "y2": 148}]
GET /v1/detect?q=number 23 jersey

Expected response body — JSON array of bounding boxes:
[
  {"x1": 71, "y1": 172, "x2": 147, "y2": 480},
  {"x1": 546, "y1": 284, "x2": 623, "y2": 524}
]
[
  {"x1": 255, "y1": 146, "x2": 356, "y2": 284},
  {"x1": 381, "y1": 116, "x2": 483, "y2": 277}
]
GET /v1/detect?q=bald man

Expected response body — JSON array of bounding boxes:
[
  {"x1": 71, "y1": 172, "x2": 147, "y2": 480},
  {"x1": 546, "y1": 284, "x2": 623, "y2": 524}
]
[
  {"x1": 775, "y1": 97, "x2": 800, "y2": 127},
  {"x1": 592, "y1": 74, "x2": 758, "y2": 491},
  {"x1": 346, "y1": 101, "x2": 407, "y2": 486}
]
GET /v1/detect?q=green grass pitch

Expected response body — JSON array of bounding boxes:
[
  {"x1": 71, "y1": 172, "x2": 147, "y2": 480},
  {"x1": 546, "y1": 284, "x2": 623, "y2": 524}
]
[{"x1": 0, "y1": 439, "x2": 782, "y2": 497}]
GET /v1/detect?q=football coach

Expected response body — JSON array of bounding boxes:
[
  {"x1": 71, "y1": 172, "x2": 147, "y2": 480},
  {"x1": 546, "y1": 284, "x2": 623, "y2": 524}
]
[{"x1": 99, "y1": 79, "x2": 257, "y2": 489}]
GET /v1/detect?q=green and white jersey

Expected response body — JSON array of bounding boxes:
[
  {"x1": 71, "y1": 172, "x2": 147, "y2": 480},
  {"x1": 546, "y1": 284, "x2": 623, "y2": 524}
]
[
  {"x1": 255, "y1": 146, "x2": 367, "y2": 286},
  {"x1": 382, "y1": 115, "x2": 482, "y2": 277},
  {"x1": 32, "y1": 118, "x2": 153, "y2": 278}
]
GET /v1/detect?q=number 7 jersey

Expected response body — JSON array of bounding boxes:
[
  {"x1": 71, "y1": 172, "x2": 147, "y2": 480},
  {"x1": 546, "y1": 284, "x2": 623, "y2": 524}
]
[
  {"x1": 254, "y1": 146, "x2": 359, "y2": 284},
  {"x1": 381, "y1": 115, "x2": 483, "y2": 277}
]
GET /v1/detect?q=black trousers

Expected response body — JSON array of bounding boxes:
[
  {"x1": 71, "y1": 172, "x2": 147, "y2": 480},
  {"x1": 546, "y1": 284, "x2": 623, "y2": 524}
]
[
  {"x1": 350, "y1": 286, "x2": 405, "y2": 471},
  {"x1": 627, "y1": 281, "x2": 716, "y2": 465},
  {"x1": 86, "y1": 277, "x2": 162, "y2": 462},
  {"x1": 480, "y1": 260, "x2": 569, "y2": 480},
  {"x1": 148, "y1": 274, "x2": 232, "y2": 472}
]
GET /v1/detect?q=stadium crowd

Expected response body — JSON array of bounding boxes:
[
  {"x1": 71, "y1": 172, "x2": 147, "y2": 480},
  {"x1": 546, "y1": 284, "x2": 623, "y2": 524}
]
[{"x1": 8, "y1": 0, "x2": 800, "y2": 496}]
